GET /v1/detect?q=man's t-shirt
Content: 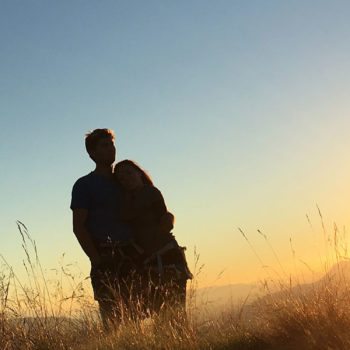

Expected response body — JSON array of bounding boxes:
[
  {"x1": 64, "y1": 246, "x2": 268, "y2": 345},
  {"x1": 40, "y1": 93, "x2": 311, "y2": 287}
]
[{"x1": 70, "y1": 172, "x2": 132, "y2": 243}]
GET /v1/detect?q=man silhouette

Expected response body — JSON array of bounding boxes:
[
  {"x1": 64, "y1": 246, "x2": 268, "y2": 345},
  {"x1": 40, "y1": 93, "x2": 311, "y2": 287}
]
[{"x1": 70, "y1": 129, "x2": 136, "y2": 327}]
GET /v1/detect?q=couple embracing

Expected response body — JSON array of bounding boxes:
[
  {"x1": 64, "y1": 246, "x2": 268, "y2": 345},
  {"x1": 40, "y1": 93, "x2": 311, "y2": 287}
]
[{"x1": 70, "y1": 129, "x2": 192, "y2": 327}]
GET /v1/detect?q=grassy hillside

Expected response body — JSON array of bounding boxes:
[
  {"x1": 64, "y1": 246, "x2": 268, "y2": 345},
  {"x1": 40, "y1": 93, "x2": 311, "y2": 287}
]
[{"x1": 1, "y1": 221, "x2": 350, "y2": 349}]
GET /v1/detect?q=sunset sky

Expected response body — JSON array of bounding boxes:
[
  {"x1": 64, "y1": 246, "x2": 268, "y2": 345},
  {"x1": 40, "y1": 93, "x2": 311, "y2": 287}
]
[{"x1": 1, "y1": 1, "x2": 350, "y2": 289}]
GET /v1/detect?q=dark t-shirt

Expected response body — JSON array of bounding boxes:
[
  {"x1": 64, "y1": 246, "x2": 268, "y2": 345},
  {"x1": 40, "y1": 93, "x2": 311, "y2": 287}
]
[{"x1": 70, "y1": 172, "x2": 132, "y2": 243}]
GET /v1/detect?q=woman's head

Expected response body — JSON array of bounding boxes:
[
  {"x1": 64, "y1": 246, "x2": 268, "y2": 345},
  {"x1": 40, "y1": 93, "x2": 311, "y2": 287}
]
[{"x1": 114, "y1": 160, "x2": 153, "y2": 190}]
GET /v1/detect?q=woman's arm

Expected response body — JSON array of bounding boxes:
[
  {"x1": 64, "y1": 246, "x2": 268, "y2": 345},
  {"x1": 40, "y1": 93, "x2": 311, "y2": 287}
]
[
  {"x1": 159, "y1": 212, "x2": 175, "y2": 233},
  {"x1": 150, "y1": 187, "x2": 175, "y2": 234}
]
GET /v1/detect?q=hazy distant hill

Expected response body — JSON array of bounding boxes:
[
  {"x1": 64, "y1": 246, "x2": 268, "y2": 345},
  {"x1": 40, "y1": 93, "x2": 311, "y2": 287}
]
[
  {"x1": 195, "y1": 282, "x2": 262, "y2": 315},
  {"x1": 319, "y1": 260, "x2": 350, "y2": 283},
  {"x1": 195, "y1": 261, "x2": 350, "y2": 314},
  {"x1": 246, "y1": 260, "x2": 350, "y2": 312}
]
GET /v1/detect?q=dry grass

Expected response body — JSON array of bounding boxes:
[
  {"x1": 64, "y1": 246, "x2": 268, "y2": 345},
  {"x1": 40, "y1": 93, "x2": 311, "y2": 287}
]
[
  {"x1": 249, "y1": 278, "x2": 350, "y2": 349},
  {"x1": 1, "y1": 219, "x2": 350, "y2": 349}
]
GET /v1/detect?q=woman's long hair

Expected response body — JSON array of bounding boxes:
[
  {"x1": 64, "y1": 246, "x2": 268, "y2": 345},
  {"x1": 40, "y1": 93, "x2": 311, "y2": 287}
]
[{"x1": 114, "y1": 159, "x2": 154, "y2": 186}]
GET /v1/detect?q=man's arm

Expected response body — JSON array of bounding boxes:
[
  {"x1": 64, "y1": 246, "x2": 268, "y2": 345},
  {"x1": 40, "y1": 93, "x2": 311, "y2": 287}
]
[{"x1": 72, "y1": 208, "x2": 101, "y2": 265}]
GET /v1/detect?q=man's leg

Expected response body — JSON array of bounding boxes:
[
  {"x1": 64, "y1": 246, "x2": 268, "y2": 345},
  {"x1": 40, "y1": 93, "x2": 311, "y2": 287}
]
[
  {"x1": 91, "y1": 265, "x2": 125, "y2": 329},
  {"x1": 98, "y1": 297, "x2": 121, "y2": 329}
]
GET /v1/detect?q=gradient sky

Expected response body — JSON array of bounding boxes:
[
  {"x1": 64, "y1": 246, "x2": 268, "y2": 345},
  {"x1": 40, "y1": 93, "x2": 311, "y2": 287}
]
[{"x1": 1, "y1": 1, "x2": 350, "y2": 289}]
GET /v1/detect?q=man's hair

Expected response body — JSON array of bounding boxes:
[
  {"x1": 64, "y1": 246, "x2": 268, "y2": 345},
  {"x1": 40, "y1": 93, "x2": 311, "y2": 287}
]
[{"x1": 85, "y1": 128, "x2": 115, "y2": 156}]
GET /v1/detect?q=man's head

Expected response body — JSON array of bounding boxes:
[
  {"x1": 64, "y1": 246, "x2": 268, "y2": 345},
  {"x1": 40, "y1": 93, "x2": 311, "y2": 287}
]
[{"x1": 85, "y1": 128, "x2": 116, "y2": 165}]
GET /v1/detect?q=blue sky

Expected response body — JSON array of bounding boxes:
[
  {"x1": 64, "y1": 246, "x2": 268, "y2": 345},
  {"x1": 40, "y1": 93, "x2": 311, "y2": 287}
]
[{"x1": 1, "y1": 1, "x2": 350, "y2": 286}]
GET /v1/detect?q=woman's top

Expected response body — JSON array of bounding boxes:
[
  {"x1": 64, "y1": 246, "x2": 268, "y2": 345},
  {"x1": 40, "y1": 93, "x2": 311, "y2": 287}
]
[{"x1": 120, "y1": 185, "x2": 174, "y2": 256}]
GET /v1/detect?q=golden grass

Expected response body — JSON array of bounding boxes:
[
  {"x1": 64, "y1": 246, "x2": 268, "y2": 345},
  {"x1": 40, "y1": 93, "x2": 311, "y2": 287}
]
[{"x1": 1, "y1": 218, "x2": 350, "y2": 349}]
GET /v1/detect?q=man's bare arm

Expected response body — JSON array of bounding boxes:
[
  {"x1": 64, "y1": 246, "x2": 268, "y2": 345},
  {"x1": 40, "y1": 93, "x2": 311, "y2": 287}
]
[{"x1": 72, "y1": 208, "x2": 101, "y2": 265}]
